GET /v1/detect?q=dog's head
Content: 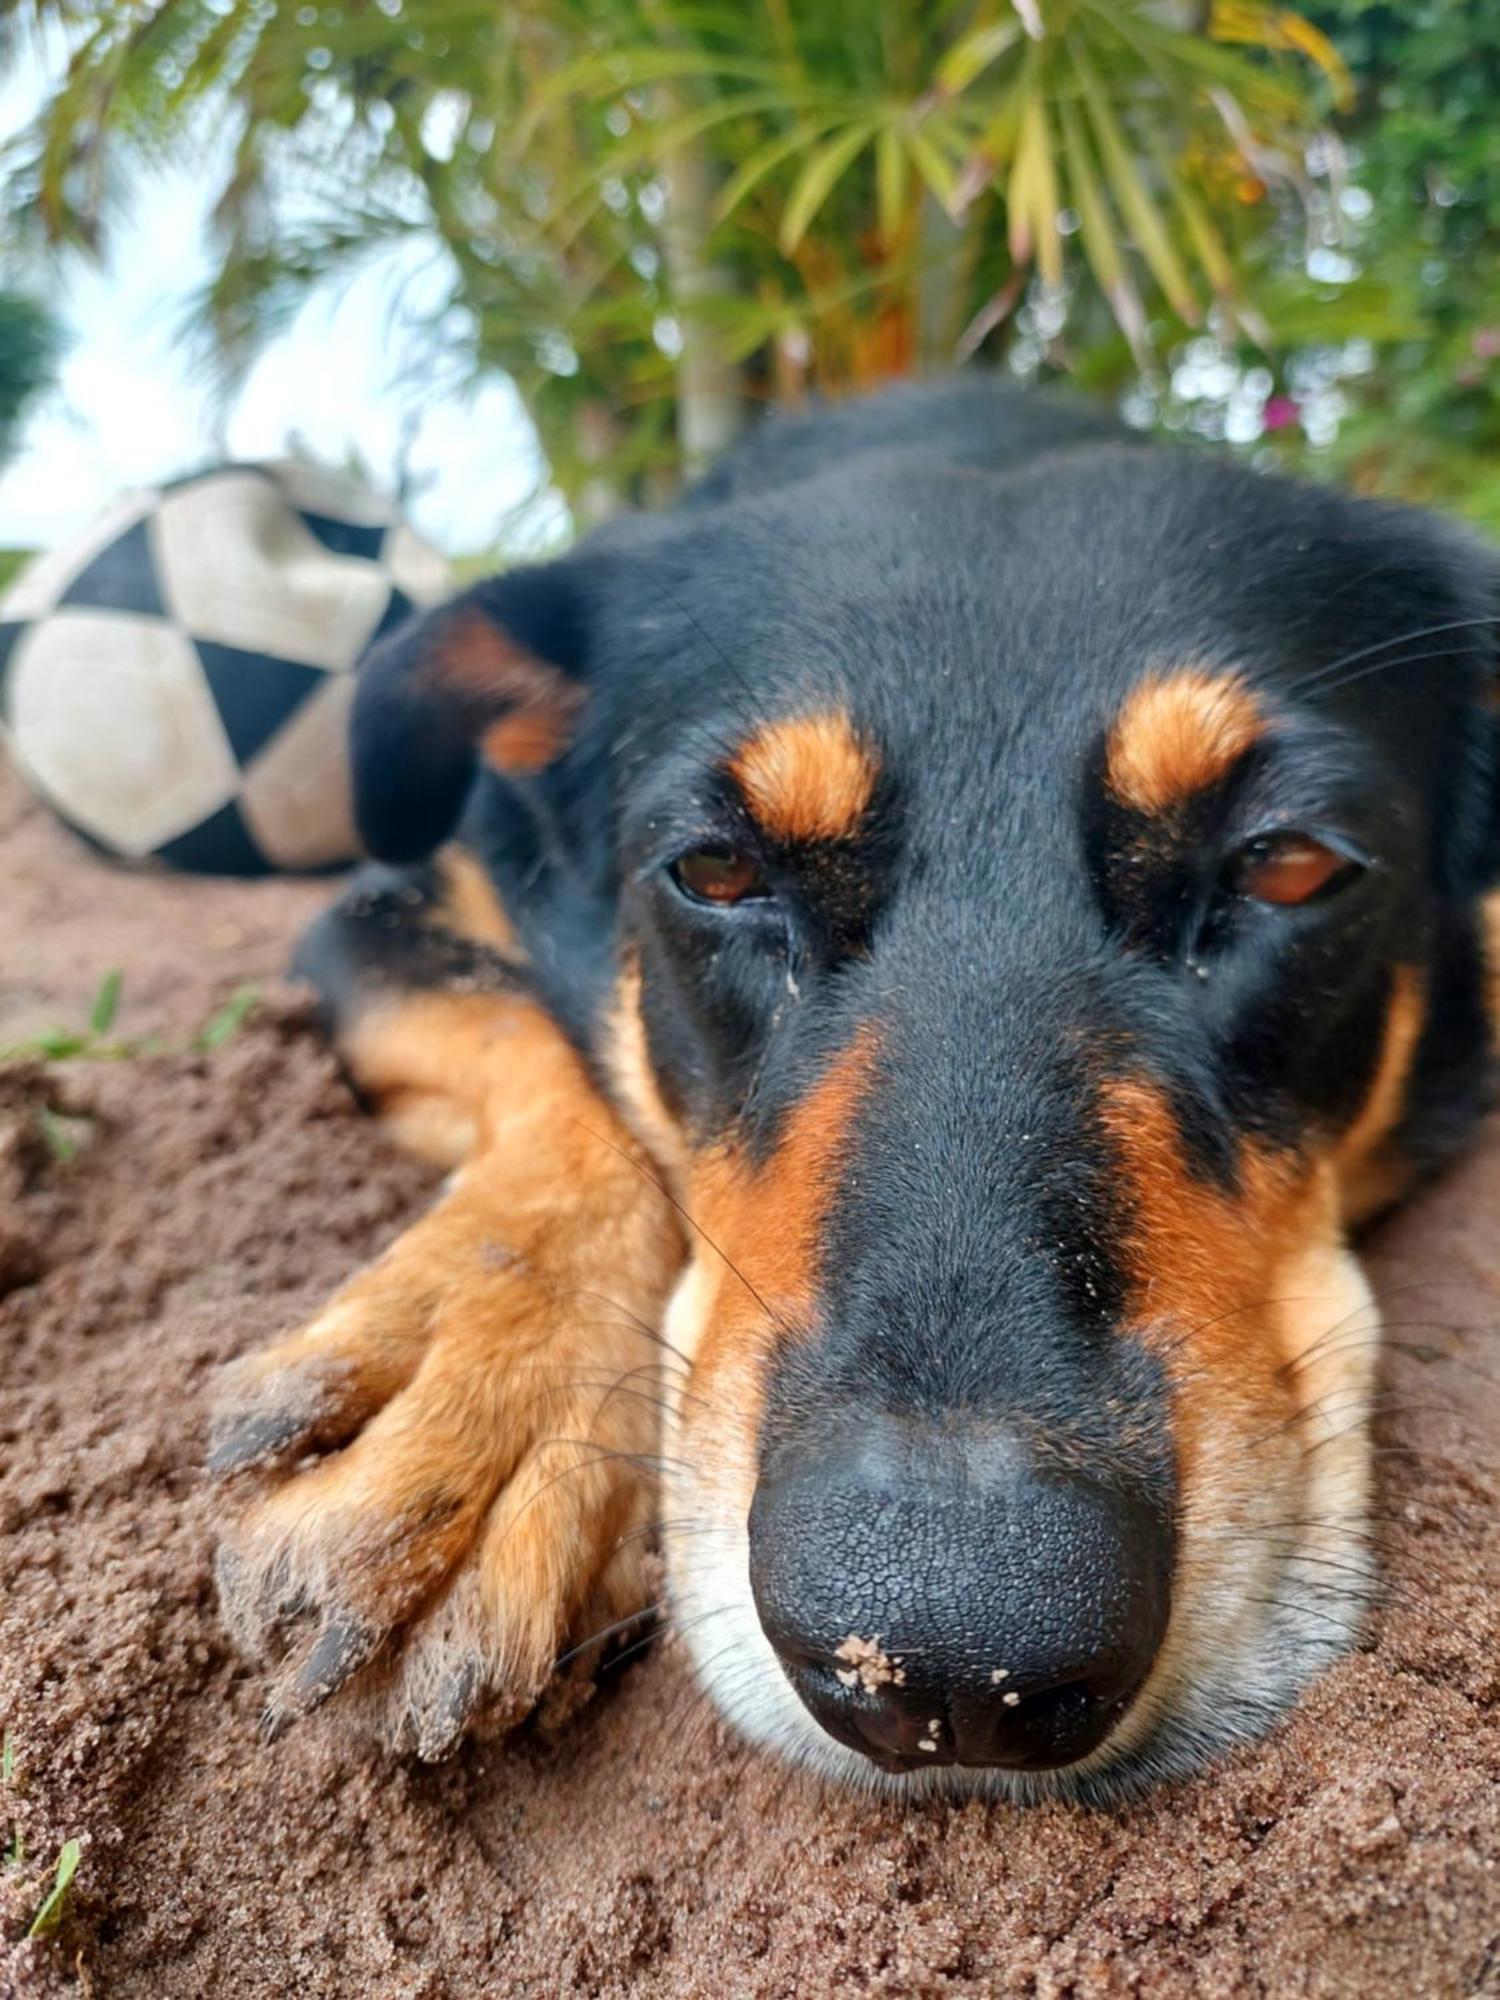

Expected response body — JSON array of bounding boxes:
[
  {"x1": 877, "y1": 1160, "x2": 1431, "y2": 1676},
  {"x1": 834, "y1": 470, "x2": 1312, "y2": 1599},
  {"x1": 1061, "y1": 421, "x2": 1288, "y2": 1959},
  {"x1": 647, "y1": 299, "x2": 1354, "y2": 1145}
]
[{"x1": 355, "y1": 436, "x2": 1499, "y2": 1795}]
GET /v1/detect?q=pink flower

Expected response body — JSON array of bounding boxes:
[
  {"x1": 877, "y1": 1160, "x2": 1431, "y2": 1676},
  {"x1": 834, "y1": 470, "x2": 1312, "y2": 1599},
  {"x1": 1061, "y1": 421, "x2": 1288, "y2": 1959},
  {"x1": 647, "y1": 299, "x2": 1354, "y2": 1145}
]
[{"x1": 1260, "y1": 394, "x2": 1301, "y2": 433}]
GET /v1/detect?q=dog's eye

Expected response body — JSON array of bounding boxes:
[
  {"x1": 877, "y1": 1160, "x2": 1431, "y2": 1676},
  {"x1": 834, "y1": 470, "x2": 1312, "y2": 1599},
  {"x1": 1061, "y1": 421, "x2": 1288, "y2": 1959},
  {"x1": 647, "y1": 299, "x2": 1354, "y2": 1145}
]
[
  {"x1": 1231, "y1": 832, "x2": 1360, "y2": 907},
  {"x1": 670, "y1": 847, "x2": 770, "y2": 907}
]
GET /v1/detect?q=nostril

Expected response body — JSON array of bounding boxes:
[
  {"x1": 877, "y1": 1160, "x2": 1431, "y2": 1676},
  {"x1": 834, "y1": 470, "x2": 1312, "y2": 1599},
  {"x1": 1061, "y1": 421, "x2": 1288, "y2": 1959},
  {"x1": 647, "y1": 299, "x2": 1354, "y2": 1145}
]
[
  {"x1": 948, "y1": 1668, "x2": 1134, "y2": 1770},
  {"x1": 749, "y1": 1419, "x2": 1174, "y2": 1775},
  {"x1": 767, "y1": 1623, "x2": 1161, "y2": 1773},
  {"x1": 1027, "y1": 1677, "x2": 1115, "y2": 1748},
  {"x1": 769, "y1": 1653, "x2": 918, "y2": 1769}
]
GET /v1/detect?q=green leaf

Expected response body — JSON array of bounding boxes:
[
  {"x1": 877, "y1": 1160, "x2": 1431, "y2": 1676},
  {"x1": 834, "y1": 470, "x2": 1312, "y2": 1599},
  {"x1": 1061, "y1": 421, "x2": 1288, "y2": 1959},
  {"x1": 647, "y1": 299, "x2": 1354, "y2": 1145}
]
[
  {"x1": 715, "y1": 114, "x2": 847, "y2": 222},
  {"x1": 1211, "y1": 2, "x2": 1353, "y2": 111},
  {"x1": 1146, "y1": 133, "x2": 1235, "y2": 299},
  {"x1": 2, "y1": 1731, "x2": 13, "y2": 1786},
  {"x1": 537, "y1": 45, "x2": 784, "y2": 108},
  {"x1": 1013, "y1": 90, "x2": 1061, "y2": 286},
  {"x1": 1007, "y1": 104, "x2": 1037, "y2": 264},
  {"x1": 36, "y1": 1106, "x2": 80, "y2": 1165},
  {"x1": 1058, "y1": 98, "x2": 1148, "y2": 359},
  {"x1": 954, "y1": 84, "x2": 1026, "y2": 215},
  {"x1": 1073, "y1": 49, "x2": 1199, "y2": 323},
  {"x1": 198, "y1": 986, "x2": 261, "y2": 1050},
  {"x1": 907, "y1": 125, "x2": 961, "y2": 216},
  {"x1": 0, "y1": 1030, "x2": 89, "y2": 1062},
  {"x1": 778, "y1": 120, "x2": 878, "y2": 253},
  {"x1": 27, "y1": 1837, "x2": 80, "y2": 1939},
  {"x1": 550, "y1": 87, "x2": 827, "y2": 245},
  {"x1": 88, "y1": 968, "x2": 123, "y2": 1037},
  {"x1": 932, "y1": 18, "x2": 1023, "y2": 99},
  {"x1": 1250, "y1": 272, "x2": 1426, "y2": 346},
  {"x1": 1087, "y1": 3, "x2": 1308, "y2": 121},
  {"x1": 875, "y1": 121, "x2": 908, "y2": 244}
]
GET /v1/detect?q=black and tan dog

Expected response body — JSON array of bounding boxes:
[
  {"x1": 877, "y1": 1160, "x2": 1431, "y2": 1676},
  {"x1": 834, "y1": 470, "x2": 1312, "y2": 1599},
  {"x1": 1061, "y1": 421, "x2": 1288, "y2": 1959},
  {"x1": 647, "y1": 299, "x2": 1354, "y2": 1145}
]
[{"x1": 208, "y1": 379, "x2": 1499, "y2": 1798}]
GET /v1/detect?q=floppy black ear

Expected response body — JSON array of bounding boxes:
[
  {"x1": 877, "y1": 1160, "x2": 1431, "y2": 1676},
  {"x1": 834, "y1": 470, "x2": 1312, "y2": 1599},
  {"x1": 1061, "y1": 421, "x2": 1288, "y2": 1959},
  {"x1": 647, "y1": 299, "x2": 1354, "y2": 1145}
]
[{"x1": 351, "y1": 561, "x2": 591, "y2": 864}]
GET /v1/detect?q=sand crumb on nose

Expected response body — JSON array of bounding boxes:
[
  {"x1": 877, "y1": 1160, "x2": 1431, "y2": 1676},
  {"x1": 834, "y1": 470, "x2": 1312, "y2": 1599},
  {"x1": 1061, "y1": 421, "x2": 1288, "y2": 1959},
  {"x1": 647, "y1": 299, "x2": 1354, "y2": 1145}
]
[{"x1": 832, "y1": 1633, "x2": 907, "y2": 1692}]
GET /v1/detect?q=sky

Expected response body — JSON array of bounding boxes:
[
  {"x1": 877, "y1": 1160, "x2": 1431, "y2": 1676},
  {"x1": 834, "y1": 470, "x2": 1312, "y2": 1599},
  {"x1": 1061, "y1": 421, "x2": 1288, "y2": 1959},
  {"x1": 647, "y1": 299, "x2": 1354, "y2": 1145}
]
[{"x1": 0, "y1": 42, "x2": 546, "y2": 556}]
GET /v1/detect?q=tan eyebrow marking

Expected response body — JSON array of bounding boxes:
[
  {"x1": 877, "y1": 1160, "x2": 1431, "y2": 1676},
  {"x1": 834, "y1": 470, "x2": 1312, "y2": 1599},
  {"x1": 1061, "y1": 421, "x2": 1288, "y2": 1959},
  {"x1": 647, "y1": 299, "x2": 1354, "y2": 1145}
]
[
  {"x1": 729, "y1": 711, "x2": 879, "y2": 843},
  {"x1": 1106, "y1": 669, "x2": 1263, "y2": 816}
]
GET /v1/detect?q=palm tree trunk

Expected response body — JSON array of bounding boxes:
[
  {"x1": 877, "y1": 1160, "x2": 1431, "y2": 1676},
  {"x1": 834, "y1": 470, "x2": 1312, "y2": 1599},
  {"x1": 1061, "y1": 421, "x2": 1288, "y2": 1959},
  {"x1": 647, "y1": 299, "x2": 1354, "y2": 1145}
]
[{"x1": 659, "y1": 125, "x2": 745, "y2": 472}]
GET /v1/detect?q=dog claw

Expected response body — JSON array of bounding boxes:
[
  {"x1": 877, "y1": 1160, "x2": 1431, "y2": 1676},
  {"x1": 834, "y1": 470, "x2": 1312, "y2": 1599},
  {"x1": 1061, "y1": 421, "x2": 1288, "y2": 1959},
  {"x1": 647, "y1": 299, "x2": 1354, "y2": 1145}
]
[
  {"x1": 207, "y1": 1409, "x2": 307, "y2": 1476},
  {"x1": 257, "y1": 1614, "x2": 383, "y2": 1743},
  {"x1": 293, "y1": 1612, "x2": 381, "y2": 1713},
  {"x1": 412, "y1": 1656, "x2": 483, "y2": 1763}
]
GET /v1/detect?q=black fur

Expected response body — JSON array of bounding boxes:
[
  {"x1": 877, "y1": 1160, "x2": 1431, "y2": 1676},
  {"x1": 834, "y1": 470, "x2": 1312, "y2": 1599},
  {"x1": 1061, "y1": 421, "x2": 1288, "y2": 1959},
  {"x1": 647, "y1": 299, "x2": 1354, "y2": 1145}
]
[
  {"x1": 318, "y1": 373, "x2": 1500, "y2": 1396},
  {"x1": 306, "y1": 379, "x2": 1499, "y2": 1736}
]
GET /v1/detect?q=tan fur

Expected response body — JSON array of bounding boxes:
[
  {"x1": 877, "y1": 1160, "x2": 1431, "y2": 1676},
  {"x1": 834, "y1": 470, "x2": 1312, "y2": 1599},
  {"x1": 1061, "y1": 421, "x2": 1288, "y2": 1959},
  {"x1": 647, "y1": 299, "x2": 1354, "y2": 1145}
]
[
  {"x1": 1480, "y1": 889, "x2": 1500, "y2": 1033},
  {"x1": 605, "y1": 956, "x2": 691, "y2": 1180},
  {"x1": 671, "y1": 1032, "x2": 878, "y2": 1503},
  {"x1": 1106, "y1": 669, "x2": 1263, "y2": 816},
  {"x1": 730, "y1": 712, "x2": 879, "y2": 843},
  {"x1": 429, "y1": 845, "x2": 521, "y2": 957},
  {"x1": 428, "y1": 606, "x2": 585, "y2": 773},
  {"x1": 1089, "y1": 1074, "x2": 1377, "y2": 1776},
  {"x1": 350, "y1": 849, "x2": 525, "y2": 1166},
  {"x1": 1335, "y1": 965, "x2": 1426, "y2": 1224},
  {"x1": 1098, "y1": 1073, "x2": 1329, "y2": 1407},
  {"x1": 480, "y1": 710, "x2": 574, "y2": 777},
  {"x1": 214, "y1": 977, "x2": 683, "y2": 1750}
]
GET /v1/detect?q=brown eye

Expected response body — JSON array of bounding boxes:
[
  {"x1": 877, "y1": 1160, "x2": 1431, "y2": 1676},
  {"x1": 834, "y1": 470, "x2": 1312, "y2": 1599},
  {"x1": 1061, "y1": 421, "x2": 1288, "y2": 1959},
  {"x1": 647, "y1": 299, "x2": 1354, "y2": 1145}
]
[
  {"x1": 671, "y1": 847, "x2": 769, "y2": 906},
  {"x1": 1233, "y1": 832, "x2": 1358, "y2": 907}
]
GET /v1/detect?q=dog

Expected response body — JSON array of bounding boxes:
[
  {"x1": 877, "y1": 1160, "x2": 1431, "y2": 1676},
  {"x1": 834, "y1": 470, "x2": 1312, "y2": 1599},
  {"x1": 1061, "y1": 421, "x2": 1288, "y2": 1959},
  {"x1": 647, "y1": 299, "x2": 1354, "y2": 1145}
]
[{"x1": 208, "y1": 377, "x2": 1500, "y2": 1799}]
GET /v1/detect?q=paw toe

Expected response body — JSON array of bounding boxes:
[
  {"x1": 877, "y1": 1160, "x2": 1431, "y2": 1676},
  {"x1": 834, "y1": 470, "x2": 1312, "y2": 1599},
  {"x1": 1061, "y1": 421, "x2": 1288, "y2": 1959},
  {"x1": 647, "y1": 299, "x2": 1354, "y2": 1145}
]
[
  {"x1": 409, "y1": 1654, "x2": 484, "y2": 1763},
  {"x1": 292, "y1": 1610, "x2": 383, "y2": 1712},
  {"x1": 207, "y1": 1354, "x2": 353, "y2": 1476},
  {"x1": 207, "y1": 1406, "x2": 310, "y2": 1476}
]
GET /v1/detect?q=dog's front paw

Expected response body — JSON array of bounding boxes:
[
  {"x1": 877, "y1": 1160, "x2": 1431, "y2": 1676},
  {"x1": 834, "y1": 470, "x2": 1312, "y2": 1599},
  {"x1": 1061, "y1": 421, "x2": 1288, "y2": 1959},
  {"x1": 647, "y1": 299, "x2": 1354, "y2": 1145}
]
[{"x1": 209, "y1": 1227, "x2": 661, "y2": 1757}]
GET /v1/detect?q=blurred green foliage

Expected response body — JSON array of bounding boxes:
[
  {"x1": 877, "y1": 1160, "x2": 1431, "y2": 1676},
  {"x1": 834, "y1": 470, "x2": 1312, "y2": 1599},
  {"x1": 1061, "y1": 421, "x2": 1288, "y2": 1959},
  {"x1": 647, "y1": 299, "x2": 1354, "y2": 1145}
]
[
  {"x1": 0, "y1": 290, "x2": 59, "y2": 467},
  {"x1": 1290, "y1": 1, "x2": 1500, "y2": 528},
  {"x1": 0, "y1": 2, "x2": 1494, "y2": 530},
  {"x1": 3, "y1": 0, "x2": 1348, "y2": 508}
]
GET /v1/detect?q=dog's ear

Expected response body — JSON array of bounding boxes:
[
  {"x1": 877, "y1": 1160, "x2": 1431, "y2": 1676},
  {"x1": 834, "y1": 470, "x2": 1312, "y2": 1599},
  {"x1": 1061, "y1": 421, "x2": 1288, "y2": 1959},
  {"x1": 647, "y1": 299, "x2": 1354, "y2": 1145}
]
[
  {"x1": 1432, "y1": 545, "x2": 1500, "y2": 901},
  {"x1": 1338, "y1": 505, "x2": 1500, "y2": 902},
  {"x1": 351, "y1": 560, "x2": 592, "y2": 864}
]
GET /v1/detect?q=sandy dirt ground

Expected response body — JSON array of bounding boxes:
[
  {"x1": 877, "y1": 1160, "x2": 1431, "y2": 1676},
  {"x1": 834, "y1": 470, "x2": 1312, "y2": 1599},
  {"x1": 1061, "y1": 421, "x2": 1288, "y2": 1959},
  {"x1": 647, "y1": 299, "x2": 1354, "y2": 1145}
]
[{"x1": 1, "y1": 756, "x2": 1498, "y2": 1999}]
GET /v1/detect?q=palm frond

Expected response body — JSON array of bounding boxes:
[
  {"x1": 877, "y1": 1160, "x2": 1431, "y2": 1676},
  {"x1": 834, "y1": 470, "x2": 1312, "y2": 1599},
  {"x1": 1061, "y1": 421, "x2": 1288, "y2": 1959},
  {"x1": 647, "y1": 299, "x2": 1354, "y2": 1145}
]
[{"x1": 4, "y1": 0, "x2": 1349, "y2": 505}]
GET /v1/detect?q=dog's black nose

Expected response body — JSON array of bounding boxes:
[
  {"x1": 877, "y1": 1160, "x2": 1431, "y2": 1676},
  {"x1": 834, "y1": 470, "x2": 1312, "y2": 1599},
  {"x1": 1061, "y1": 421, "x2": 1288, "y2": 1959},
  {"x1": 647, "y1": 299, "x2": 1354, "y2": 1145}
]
[{"x1": 748, "y1": 1414, "x2": 1173, "y2": 1773}]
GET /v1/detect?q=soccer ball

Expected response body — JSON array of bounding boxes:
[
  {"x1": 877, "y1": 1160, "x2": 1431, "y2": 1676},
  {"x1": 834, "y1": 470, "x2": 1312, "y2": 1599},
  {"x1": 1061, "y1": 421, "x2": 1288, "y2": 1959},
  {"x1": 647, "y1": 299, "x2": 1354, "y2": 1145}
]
[{"x1": 0, "y1": 462, "x2": 451, "y2": 874}]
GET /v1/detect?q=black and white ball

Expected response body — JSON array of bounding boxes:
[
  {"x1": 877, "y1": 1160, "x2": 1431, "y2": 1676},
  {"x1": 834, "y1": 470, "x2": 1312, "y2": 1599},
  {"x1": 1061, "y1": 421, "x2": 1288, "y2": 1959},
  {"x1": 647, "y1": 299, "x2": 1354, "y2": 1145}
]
[{"x1": 0, "y1": 462, "x2": 450, "y2": 873}]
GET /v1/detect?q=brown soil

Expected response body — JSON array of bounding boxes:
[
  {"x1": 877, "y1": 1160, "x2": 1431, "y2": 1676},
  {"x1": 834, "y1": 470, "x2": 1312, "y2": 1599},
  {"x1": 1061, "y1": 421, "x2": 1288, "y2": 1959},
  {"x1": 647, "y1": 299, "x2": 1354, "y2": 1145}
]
[{"x1": 1, "y1": 757, "x2": 1497, "y2": 2000}]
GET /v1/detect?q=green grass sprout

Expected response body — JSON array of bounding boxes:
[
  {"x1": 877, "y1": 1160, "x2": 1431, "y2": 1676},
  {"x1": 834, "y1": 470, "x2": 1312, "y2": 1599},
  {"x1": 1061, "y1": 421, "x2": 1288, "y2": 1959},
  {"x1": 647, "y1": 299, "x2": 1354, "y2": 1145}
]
[
  {"x1": 197, "y1": 985, "x2": 262, "y2": 1050},
  {"x1": 0, "y1": 973, "x2": 263, "y2": 1068},
  {"x1": 34, "y1": 1106, "x2": 81, "y2": 1165},
  {"x1": 26, "y1": 1838, "x2": 81, "y2": 1939},
  {"x1": 87, "y1": 969, "x2": 122, "y2": 1037}
]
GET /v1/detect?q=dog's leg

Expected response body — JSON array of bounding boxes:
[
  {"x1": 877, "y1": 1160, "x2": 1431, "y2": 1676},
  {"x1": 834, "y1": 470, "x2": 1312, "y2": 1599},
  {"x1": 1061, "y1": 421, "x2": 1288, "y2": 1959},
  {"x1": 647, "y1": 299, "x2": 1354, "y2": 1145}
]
[{"x1": 209, "y1": 851, "x2": 684, "y2": 1755}]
